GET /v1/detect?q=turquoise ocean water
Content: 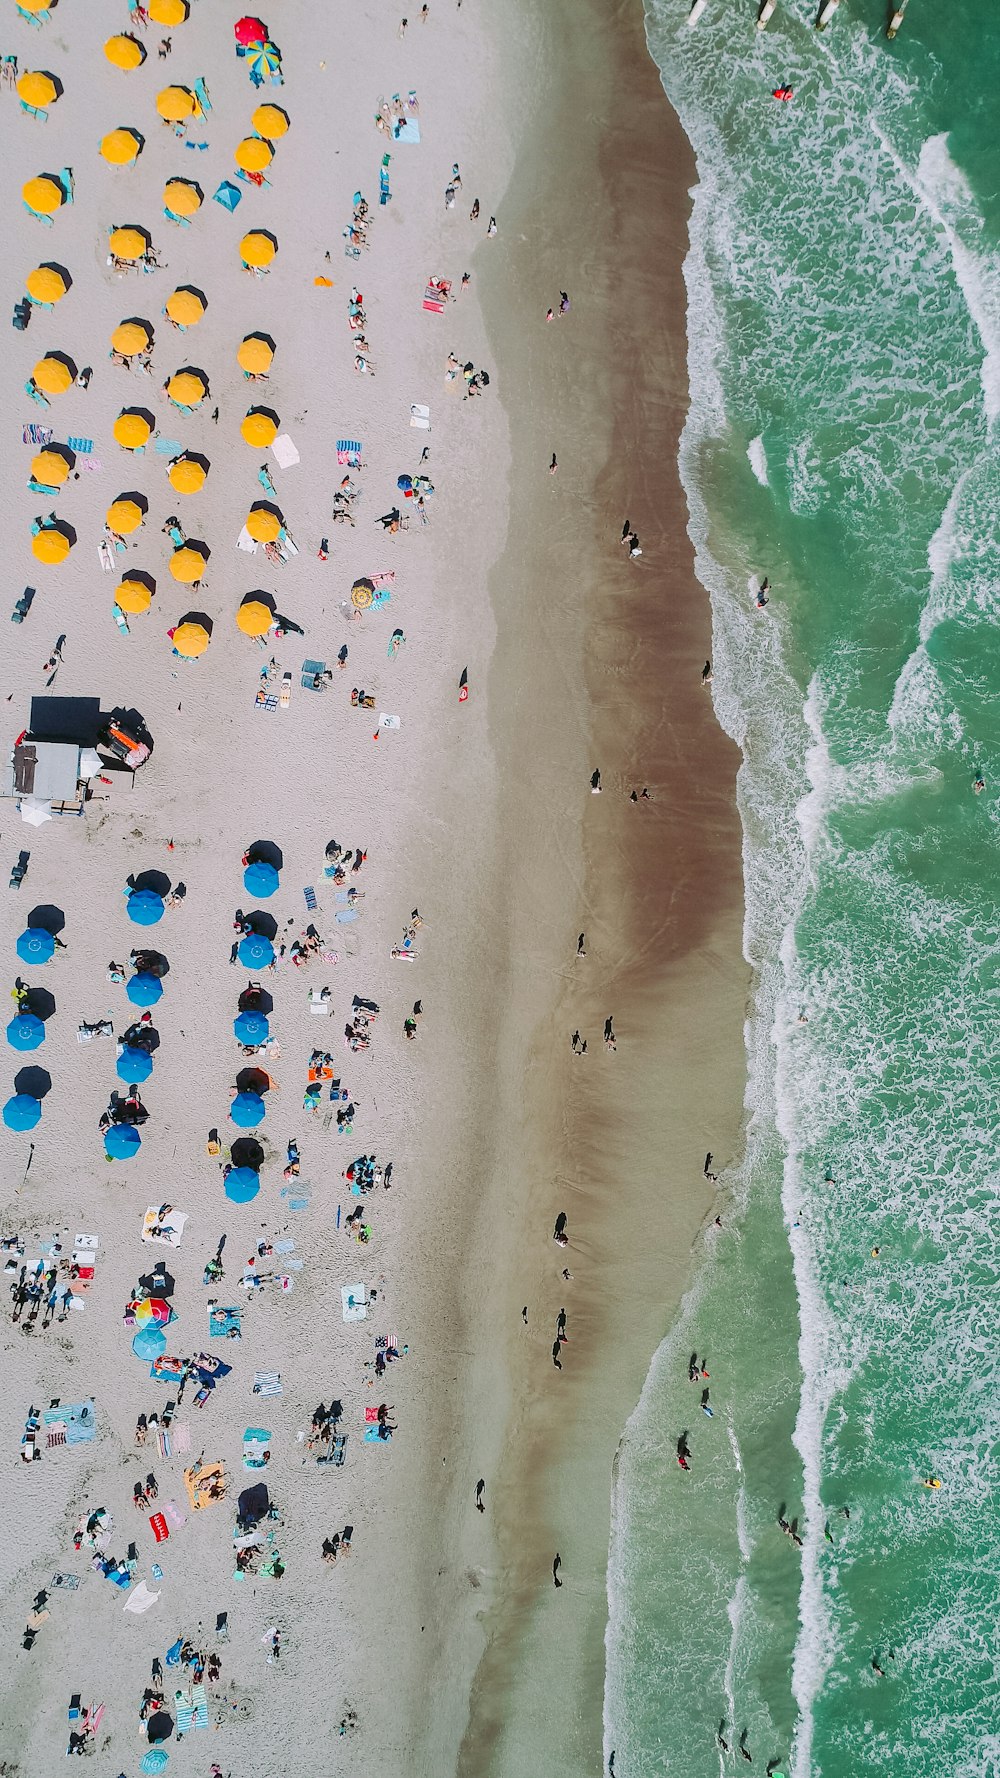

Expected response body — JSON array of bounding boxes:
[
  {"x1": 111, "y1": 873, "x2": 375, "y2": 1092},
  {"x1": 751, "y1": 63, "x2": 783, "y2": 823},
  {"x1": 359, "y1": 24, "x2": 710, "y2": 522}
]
[{"x1": 605, "y1": 3, "x2": 1000, "y2": 1774}]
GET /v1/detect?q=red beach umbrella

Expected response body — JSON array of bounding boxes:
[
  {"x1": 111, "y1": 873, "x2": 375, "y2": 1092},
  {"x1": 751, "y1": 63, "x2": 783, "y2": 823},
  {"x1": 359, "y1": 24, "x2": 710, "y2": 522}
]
[{"x1": 235, "y1": 15, "x2": 268, "y2": 44}]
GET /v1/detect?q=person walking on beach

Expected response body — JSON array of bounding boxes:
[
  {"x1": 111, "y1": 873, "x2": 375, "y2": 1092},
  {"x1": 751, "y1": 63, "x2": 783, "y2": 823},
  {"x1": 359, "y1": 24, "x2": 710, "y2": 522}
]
[
  {"x1": 621, "y1": 518, "x2": 631, "y2": 545},
  {"x1": 604, "y1": 1016, "x2": 616, "y2": 1050},
  {"x1": 475, "y1": 1478, "x2": 485, "y2": 1512},
  {"x1": 552, "y1": 1553, "x2": 562, "y2": 1587}
]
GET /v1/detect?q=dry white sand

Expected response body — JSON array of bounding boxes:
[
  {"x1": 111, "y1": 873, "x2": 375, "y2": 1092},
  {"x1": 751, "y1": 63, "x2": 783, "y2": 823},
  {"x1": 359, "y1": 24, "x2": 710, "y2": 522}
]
[{"x1": 0, "y1": 1, "x2": 522, "y2": 1772}]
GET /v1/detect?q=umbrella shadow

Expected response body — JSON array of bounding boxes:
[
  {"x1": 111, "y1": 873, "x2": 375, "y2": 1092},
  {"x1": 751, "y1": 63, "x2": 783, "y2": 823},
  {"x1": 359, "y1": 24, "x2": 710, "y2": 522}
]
[
  {"x1": 22, "y1": 987, "x2": 55, "y2": 1021},
  {"x1": 123, "y1": 1020, "x2": 160, "y2": 1054},
  {"x1": 237, "y1": 983, "x2": 273, "y2": 1016},
  {"x1": 134, "y1": 869, "x2": 171, "y2": 898},
  {"x1": 245, "y1": 910, "x2": 278, "y2": 940},
  {"x1": 246, "y1": 839, "x2": 283, "y2": 870},
  {"x1": 37, "y1": 261, "x2": 72, "y2": 296},
  {"x1": 27, "y1": 904, "x2": 65, "y2": 935},
  {"x1": 14, "y1": 1067, "x2": 51, "y2": 1100},
  {"x1": 236, "y1": 1066, "x2": 271, "y2": 1095},
  {"x1": 130, "y1": 948, "x2": 169, "y2": 978},
  {"x1": 179, "y1": 606, "x2": 212, "y2": 631},
  {"x1": 139, "y1": 1262, "x2": 175, "y2": 1296},
  {"x1": 230, "y1": 1135, "x2": 264, "y2": 1170}
]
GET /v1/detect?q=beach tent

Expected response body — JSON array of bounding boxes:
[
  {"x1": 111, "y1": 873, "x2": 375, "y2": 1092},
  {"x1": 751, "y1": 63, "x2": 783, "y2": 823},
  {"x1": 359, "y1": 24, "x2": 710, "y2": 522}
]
[
  {"x1": 241, "y1": 407, "x2": 279, "y2": 447},
  {"x1": 225, "y1": 1166, "x2": 260, "y2": 1203},
  {"x1": 126, "y1": 889, "x2": 165, "y2": 926},
  {"x1": 238, "y1": 933, "x2": 274, "y2": 969},
  {"x1": 105, "y1": 36, "x2": 146, "y2": 71},
  {"x1": 165, "y1": 285, "x2": 206, "y2": 327},
  {"x1": 243, "y1": 859, "x2": 279, "y2": 896},
  {"x1": 101, "y1": 128, "x2": 144, "y2": 166},
  {"x1": 236, "y1": 599, "x2": 273, "y2": 637},
  {"x1": 26, "y1": 264, "x2": 70, "y2": 304},
  {"x1": 213, "y1": 180, "x2": 242, "y2": 213},
  {"x1": 117, "y1": 1046, "x2": 153, "y2": 1083},
  {"x1": 105, "y1": 1122, "x2": 141, "y2": 1160},
  {"x1": 127, "y1": 973, "x2": 163, "y2": 1007},
  {"x1": 230, "y1": 1092, "x2": 266, "y2": 1127},
  {"x1": 4, "y1": 1094, "x2": 41, "y2": 1131},
  {"x1": 172, "y1": 620, "x2": 211, "y2": 657},
  {"x1": 7, "y1": 1013, "x2": 45, "y2": 1051},
  {"x1": 234, "y1": 1010, "x2": 269, "y2": 1044}
]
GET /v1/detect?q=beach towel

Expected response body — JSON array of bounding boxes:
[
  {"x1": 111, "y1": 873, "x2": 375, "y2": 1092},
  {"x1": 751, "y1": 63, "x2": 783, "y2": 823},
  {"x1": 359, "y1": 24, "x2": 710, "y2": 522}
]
[
  {"x1": 341, "y1": 1284, "x2": 368, "y2": 1321},
  {"x1": 66, "y1": 435, "x2": 93, "y2": 454},
  {"x1": 271, "y1": 433, "x2": 299, "y2": 469},
  {"x1": 409, "y1": 403, "x2": 430, "y2": 430},
  {"x1": 172, "y1": 1422, "x2": 191, "y2": 1453},
  {"x1": 393, "y1": 117, "x2": 420, "y2": 142},
  {"x1": 124, "y1": 1580, "x2": 160, "y2": 1615},
  {"x1": 372, "y1": 571, "x2": 395, "y2": 589},
  {"x1": 192, "y1": 1683, "x2": 209, "y2": 1729},
  {"x1": 174, "y1": 1692, "x2": 194, "y2": 1734},
  {"x1": 364, "y1": 1427, "x2": 391, "y2": 1443},
  {"x1": 336, "y1": 438, "x2": 362, "y2": 465},
  {"x1": 22, "y1": 423, "x2": 53, "y2": 446},
  {"x1": 163, "y1": 1498, "x2": 187, "y2": 1530},
  {"x1": 154, "y1": 437, "x2": 182, "y2": 455},
  {"x1": 303, "y1": 884, "x2": 318, "y2": 909},
  {"x1": 44, "y1": 1400, "x2": 96, "y2": 1445},
  {"x1": 149, "y1": 1512, "x2": 169, "y2": 1543},
  {"x1": 209, "y1": 1306, "x2": 242, "y2": 1339},
  {"x1": 252, "y1": 1370, "x2": 282, "y2": 1396},
  {"x1": 142, "y1": 1208, "x2": 188, "y2": 1246},
  {"x1": 280, "y1": 1184, "x2": 311, "y2": 1210},
  {"x1": 156, "y1": 1428, "x2": 171, "y2": 1459}
]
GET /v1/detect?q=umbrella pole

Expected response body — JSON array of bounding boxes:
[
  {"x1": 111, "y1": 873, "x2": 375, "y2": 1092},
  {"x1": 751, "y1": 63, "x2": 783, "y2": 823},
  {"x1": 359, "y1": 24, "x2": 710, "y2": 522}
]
[{"x1": 16, "y1": 1142, "x2": 35, "y2": 1195}]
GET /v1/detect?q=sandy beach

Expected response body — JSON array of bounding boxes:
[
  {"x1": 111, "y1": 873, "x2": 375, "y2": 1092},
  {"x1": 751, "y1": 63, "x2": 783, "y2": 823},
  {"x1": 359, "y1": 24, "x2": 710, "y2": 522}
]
[{"x1": 0, "y1": 1, "x2": 746, "y2": 1775}]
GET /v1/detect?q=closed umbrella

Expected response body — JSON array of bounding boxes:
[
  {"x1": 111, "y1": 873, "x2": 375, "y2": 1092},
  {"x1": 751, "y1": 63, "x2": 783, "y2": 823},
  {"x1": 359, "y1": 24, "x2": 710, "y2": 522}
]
[
  {"x1": 26, "y1": 265, "x2": 70, "y2": 304},
  {"x1": 237, "y1": 334, "x2": 274, "y2": 375},
  {"x1": 112, "y1": 319, "x2": 153, "y2": 356},
  {"x1": 127, "y1": 972, "x2": 163, "y2": 1007},
  {"x1": 246, "y1": 502, "x2": 282, "y2": 543},
  {"x1": 169, "y1": 543, "x2": 209, "y2": 583},
  {"x1": 225, "y1": 1166, "x2": 261, "y2": 1202},
  {"x1": 33, "y1": 355, "x2": 75, "y2": 395},
  {"x1": 164, "y1": 178, "x2": 202, "y2": 217},
  {"x1": 165, "y1": 285, "x2": 206, "y2": 327},
  {"x1": 127, "y1": 889, "x2": 165, "y2": 926},
  {"x1": 114, "y1": 409, "x2": 153, "y2": 450},
  {"x1": 105, "y1": 1122, "x2": 141, "y2": 1160},
  {"x1": 157, "y1": 86, "x2": 196, "y2": 122},
  {"x1": 243, "y1": 860, "x2": 279, "y2": 897},
  {"x1": 241, "y1": 407, "x2": 279, "y2": 447},
  {"x1": 107, "y1": 497, "x2": 145, "y2": 534},
  {"x1": 110, "y1": 226, "x2": 150, "y2": 261},
  {"x1": 101, "y1": 128, "x2": 144, "y2": 166},
  {"x1": 31, "y1": 448, "x2": 72, "y2": 487},
  {"x1": 18, "y1": 72, "x2": 58, "y2": 109},
  {"x1": 3, "y1": 1094, "x2": 41, "y2": 1131},
  {"x1": 172, "y1": 620, "x2": 210, "y2": 657},
  {"x1": 235, "y1": 136, "x2": 273, "y2": 173},
  {"x1": 17, "y1": 928, "x2": 55, "y2": 965},
  {"x1": 23, "y1": 175, "x2": 65, "y2": 215},
  {"x1": 252, "y1": 103, "x2": 289, "y2": 138},
  {"x1": 230, "y1": 1092, "x2": 265, "y2": 1128},
  {"x1": 168, "y1": 453, "x2": 208, "y2": 494},
  {"x1": 117, "y1": 1046, "x2": 153, "y2": 1083},
  {"x1": 234, "y1": 1010, "x2": 269, "y2": 1044},
  {"x1": 240, "y1": 230, "x2": 277, "y2": 269},
  {"x1": 116, "y1": 576, "x2": 153, "y2": 615},
  {"x1": 167, "y1": 369, "x2": 208, "y2": 407},
  {"x1": 236, "y1": 600, "x2": 273, "y2": 637},
  {"x1": 32, "y1": 525, "x2": 73, "y2": 565},
  {"x1": 238, "y1": 933, "x2": 274, "y2": 969},
  {"x1": 105, "y1": 35, "x2": 146, "y2": 71},
  {"x1": 6, "y1": 1013, "x2": 45, "y2": 1051}
]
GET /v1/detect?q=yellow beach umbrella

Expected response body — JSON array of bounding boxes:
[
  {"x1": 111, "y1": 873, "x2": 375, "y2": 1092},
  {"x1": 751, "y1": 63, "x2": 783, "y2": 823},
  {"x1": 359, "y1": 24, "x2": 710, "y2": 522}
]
[
  {"x1": 241, "y1": 408, "x2": 278, "y2": 448},
  {"x1": 236, "y1": 600, "x2": 273, "y2": 637},
  {"x1": 26, "y1": 265, "x2": 69, "y2": 304},
  {"x1": 105, "y1": 35, "x2": 145, "y2": 71},
  {"x1": 112, "y1": 319, "x2": 152, "y2": 356},
  {"x1": 31, "y1": 449, "x2": 70, "y2": 487},
  {"x1": 18, "y1": 71, "x2": 58, "y2": 109},
  {"x1": 114, "y1": 410, "x2": 152, "y2": 450},
  {"x1": 240, "y1": 231, "x2": 276, "y2": 269},
  {"x1": 164, "y1": 179, "x2": 202, "y2": 217},
  {"x1": 165, "y1": 286, "x2": 205, "y2": 327},
  {"x1": 23, "y1": 175, "x2": 64, "y2": 216},
  {"x1": 235, "y1": 136, "x2": 273, "y2": 173},
  {"x1": 252, "y1": 104, "x2": 289, "y2": 139},
  {"x1": 237, "y1": 336, "x2": 274, "y2": 376},
  {"x1": 168, "y1": 453, "x2": 208, "y2": 494},
  {"x1": 168, "y1": 369, "x2": 208, "y2": 407},
  {"x1": 246, "y1": 504, "x2": 282, "y2": 544},
  {"x1": 172, "y1": 621, "x2": 210, "y2": 656},
  {"x1": 110, "y1": 227, "x2": 148, "y2": 261},
  {"x1": 33, "y1": 355, "x2": 75, "y2": 395},
  {"x1": 116, "y1": 577, "x2": 153, "y2": 615},
  {"x1": 101, "y1": 128, "x2": 143, "y2": 166},
  {"x1": 32, "y1": 527, "x2": 72, "y2": 565},
  {"x1": 157, "y1": 86, "x2": 195, "y2": 122},
  {"x1": 107, "y1": 498, "x2": 144, "y2": 535},
  {"x1": 150, "y1": 0, "x2": 189, "y2": 23},
  {"x1": 19, "y1": 0, "x2": 52, "y2": 11},
  {"x1": 170, "y1": 544, "x2": 208, "y2": 583}
]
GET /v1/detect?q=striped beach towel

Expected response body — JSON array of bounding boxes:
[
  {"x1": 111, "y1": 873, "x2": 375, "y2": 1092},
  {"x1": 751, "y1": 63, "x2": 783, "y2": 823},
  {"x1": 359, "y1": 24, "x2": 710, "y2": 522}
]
[
  {"x1": 66, "y1": 435, "x2": 93, "y2": 454},
  {"x1": 336, "y1": 438, "x2": 362, "y2": 465},
  {"x1": 22, "y1": 423, "x2": 53, "y2": 446},
  {"x1": 192, "y1": 1683, "x2": 209, "y2": 1729},
  {"x1": 253, "y1": 1370, "x2": 282, "y2": 1397}
]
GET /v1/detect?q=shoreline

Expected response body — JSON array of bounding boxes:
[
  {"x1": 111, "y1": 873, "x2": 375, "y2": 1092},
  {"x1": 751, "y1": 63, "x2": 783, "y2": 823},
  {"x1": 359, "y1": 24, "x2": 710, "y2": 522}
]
[{"x1": 454, "y1": 0, "x2": 751, "y2": 1770}]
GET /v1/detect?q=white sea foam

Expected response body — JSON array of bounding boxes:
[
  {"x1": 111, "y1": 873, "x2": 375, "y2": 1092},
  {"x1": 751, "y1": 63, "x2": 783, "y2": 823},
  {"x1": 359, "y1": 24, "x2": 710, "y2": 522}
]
[{"x1": 747, "y1": 435, "x2": 768, "y2": 487}]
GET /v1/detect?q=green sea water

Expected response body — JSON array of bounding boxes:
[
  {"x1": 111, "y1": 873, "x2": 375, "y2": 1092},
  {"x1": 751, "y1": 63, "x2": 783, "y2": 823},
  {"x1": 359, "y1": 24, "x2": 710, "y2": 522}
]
[{"x1": 605, "y1": 3, "x2": 1000, "y2": 1773}]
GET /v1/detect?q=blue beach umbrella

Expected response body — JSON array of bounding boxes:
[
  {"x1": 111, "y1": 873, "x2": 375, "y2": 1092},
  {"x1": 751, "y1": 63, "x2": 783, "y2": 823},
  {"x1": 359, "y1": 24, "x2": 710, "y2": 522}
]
[
  {"x1": 140, "y1": 1750, "x2": 170, "y2": 1775},
  {"x1": 6, "y1": 1012, "x2": 45, "y2": 1051},
  {"x1": 132, "y1": 1324, "x2": 166, "y2": 1362},
  {"x1": 127, "y1": 972, "x2": 163, "y2": 1007},
  {"x1": 238, "y1": 932, "x2": 274, "y2": 968},
  {"x1": 230, "y1": 1091, "x2": 265, "y2": 1127},
  {"x1": 105, "y1": 1122, "x2": 141, "y2": 1160},
  {"x1": 127, "y1": 889, "x2": 165, "y2": 926},
  {"x1": 234, "y1": 1010, "x2": 269, "y2": 1045},
  {"x1": 243, "y1": 860, "x2": 279, "y2": 897},
  {"x1": 16, "y1": 927, "x2": 55, "y2": 965},
  {"x1": 3, "y1": 1093, "x2": 41, "y2": 1131},
  {"x1": 117, "y1": 1045, "x2": 153, "y2": 1084},
  {"x1": 225, "y1": 1165, "x2": 261, "y2": 1203}
]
